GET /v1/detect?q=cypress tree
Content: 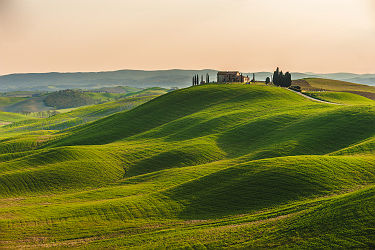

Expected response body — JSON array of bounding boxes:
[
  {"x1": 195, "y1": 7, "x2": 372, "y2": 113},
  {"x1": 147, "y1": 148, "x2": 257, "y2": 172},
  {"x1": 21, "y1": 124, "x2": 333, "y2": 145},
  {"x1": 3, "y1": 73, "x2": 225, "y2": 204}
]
[
  {"x1": 265, "y1": 77, "x2": 270, "y2": 85},
  {"x1": 285, "y1": 72, "x2": 292, "y2": 87},
  {"x1": 273, "y1": 67, "x2": 280, "y2": 86},
  {"x1": 279, "y1": 71, "x2": 284, "y2": 87}
]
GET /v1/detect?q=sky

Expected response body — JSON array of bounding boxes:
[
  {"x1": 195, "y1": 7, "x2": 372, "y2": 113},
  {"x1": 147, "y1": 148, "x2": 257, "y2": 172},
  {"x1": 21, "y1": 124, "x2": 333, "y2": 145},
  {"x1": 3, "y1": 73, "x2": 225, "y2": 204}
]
[{"x1": 0, "y1": 0, "x2": 375, "y2": 75}]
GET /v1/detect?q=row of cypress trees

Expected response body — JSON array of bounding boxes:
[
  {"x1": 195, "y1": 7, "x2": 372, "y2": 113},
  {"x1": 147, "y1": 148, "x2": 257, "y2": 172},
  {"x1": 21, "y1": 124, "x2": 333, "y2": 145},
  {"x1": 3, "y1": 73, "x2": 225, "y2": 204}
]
[
  {"x1": 192, "y1": 74, "x2": 210, "y2": 86},
  {"x1": 272, "y1": 67, "x2": 292, "y2": 87},
  {"x1": 192, "y1": 75, "x2": 200, "y2": 86}
]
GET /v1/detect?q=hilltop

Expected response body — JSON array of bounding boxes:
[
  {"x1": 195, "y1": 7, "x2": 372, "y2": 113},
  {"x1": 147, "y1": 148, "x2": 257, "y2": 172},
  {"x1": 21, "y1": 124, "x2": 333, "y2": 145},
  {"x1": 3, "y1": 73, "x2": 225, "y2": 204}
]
[{"x1": 0, "y1": 84, "x2": 374, "y2": 248}]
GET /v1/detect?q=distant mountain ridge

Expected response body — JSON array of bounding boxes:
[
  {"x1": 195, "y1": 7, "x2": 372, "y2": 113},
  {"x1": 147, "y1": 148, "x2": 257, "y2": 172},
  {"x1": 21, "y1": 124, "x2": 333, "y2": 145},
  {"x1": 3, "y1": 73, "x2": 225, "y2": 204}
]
[{"x1": 0, "y1": 69, "x2": 374, "y2": 91}]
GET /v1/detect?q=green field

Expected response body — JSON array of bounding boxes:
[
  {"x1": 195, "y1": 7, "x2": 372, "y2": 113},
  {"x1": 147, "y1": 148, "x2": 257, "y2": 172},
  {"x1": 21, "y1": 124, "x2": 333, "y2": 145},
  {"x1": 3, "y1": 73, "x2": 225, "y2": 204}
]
[
  {"x1": 294, "y1": 78, "x2": 375, "y2": 101},
  {"x1": 1, "y1": 87, "x2": 166, "y2": 114},
  {"x1": 304, "y1": 91, "x2": 375, "y2": 105},
  {"x1": 0, "y1": 97, "x2": 28, "y2": 111},
  {"x1": 298, "y1": 78, "x2": 375, "y2": 93},
  {"x1": 0, "y1": 111, "x2": 29, "y2": 125},
  {"x1": 0, "y1": 83, "x2": 374, "y2": 248}
]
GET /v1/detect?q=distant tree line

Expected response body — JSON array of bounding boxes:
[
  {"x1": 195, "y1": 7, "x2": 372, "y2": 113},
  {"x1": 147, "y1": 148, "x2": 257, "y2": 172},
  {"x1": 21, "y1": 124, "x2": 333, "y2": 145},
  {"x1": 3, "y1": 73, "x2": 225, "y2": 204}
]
[{"x1": 272, "y1": 67, "x2": 292, "y2": 87}]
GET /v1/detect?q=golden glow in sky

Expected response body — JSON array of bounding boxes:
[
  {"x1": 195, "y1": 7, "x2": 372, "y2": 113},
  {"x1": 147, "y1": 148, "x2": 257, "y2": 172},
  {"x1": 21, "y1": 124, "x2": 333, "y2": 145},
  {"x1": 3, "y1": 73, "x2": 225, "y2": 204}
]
[{"x1": 0, "y1": 0, "x2": 375, "y2": 75}]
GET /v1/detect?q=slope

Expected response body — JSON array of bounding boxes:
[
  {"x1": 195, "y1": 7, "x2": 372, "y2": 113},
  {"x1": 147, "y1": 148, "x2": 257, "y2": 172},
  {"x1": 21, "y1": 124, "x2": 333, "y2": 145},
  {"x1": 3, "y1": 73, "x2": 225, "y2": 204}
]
[
  {"x1": 1, "y1": 88, "x2": 168, "y2": 132},
  {"x1": 295, "y1": 78, "x2": 375, "y2": 93},
  {"x1": 304, "y1": 91, "x2": 375, "y2": 105},
  {"x1": 0, "y1": 111, "x2": 29, "y2": 125}
]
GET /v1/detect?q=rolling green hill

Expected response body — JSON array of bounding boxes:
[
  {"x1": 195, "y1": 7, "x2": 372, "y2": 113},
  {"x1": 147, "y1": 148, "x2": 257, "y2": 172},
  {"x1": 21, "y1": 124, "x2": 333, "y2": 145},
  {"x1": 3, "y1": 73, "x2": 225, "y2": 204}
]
[
  {"x1": 304, "y1": 91, "x2": 375, "y2": 105},
  {"x1": 295, "y1": 78, "x2": 375, "y2": 93},
  {"x1": 293, "y1": 78, "x2": 375, "y2": 100},
  {"x1": 1, "y1": 87, "x2": 158, "y2": 113},
  {"x1": 1, "y1": 92, "x2": 166, "y2": 132},
  {"x1": 0, "y1": 111, "x2": 28, "y2": 125},
  {"x1": 0, "y1": 84, "x2": 374, "y2": 248},
  {"x1": 3, "y1": 96, "x2": 54, "y2": 113},
  {"x1": 0, "y1": 97, "x2": 27, "y2": 111}
]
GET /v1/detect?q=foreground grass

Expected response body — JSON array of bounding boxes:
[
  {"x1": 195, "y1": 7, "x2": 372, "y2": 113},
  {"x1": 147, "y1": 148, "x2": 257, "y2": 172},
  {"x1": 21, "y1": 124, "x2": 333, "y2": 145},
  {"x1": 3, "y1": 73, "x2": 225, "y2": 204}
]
[{"x1": 0, "y1": 84, "x2": 374, "y2": 248}]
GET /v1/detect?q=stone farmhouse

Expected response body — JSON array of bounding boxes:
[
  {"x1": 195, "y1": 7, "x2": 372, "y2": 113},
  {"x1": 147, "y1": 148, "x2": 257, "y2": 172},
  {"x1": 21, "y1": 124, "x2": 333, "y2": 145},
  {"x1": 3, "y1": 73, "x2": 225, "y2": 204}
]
[{"x1": 217, "y1": 71, "x2": 249, "y2": 83}]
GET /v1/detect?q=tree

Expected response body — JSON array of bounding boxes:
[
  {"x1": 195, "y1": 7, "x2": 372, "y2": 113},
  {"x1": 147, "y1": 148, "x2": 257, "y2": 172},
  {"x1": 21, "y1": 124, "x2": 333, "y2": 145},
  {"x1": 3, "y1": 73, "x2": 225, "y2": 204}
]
[
  {"x1": 272, "y1": 67, "x2": 292, "y2": 87},
  {"x1": 284, "y1": 72, "x2": 292, "y2": 87},
  {"x1": 193, "y1": 74, "x2": 199, "y2": 86},
  {"x1": 279, "y1": 71, "x2": 284, "y2": 87},
  {"x1": 265, "y1": 77, "x2": 270, "y2": 85},
  {"x1": 273, "y1": 67, "x2": 280, "y2": 86}
]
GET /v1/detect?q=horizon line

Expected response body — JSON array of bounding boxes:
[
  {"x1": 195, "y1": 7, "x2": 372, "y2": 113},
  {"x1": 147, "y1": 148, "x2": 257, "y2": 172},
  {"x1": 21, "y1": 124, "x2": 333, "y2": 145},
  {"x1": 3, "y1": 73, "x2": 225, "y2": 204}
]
[{"x1": 1, "y1": 68, "x2": 375, "y2": 77}]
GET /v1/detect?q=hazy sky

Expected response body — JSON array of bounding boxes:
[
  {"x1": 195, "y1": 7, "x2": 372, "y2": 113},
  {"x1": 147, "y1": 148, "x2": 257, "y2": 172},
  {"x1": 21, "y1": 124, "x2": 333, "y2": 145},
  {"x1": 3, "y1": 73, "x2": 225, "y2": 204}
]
[{"x1": 1, "y1": 0, "x2": 375, "y2": 75}]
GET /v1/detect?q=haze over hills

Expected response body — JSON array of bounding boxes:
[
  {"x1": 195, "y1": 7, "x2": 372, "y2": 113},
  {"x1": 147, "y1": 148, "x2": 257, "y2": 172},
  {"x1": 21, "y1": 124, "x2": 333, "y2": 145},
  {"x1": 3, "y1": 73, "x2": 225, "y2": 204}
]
[{"x1": 1, "y1": 69, "x2": 375, "y2": 91}]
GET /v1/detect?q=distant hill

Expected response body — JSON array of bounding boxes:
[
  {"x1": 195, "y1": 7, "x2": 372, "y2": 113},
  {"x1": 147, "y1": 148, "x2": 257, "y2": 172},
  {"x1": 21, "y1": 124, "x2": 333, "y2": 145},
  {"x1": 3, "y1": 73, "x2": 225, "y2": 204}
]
[
  {"x1": 1, "y1": 69, "x2": 374, "y2": 92},
  {"x1": 1, "y1": 87, "x2": 168, "y2": 113},
  {"x1": 4, "y1": 96, "x2": 54, "y2": 113},
  {"x1": 0, "y1": 70, "x2": 216, "y2": 91}
]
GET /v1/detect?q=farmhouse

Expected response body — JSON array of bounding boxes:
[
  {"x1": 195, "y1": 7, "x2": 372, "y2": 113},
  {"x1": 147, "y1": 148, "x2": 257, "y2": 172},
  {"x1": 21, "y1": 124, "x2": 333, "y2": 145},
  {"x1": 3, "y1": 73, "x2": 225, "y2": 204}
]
[{"x1": 217, "y1": 71, "x2": 249, "y2": 83}]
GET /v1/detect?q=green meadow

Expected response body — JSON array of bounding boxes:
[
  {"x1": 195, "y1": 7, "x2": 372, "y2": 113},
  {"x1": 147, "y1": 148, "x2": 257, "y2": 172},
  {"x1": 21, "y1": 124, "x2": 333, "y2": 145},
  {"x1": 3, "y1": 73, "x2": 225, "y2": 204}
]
[
  {"x1": 0, "y1": 111, "x2": 28, "y2": 125},
  {"x1": 0, "y1": 82, "x2": 374, "y2": 248}
]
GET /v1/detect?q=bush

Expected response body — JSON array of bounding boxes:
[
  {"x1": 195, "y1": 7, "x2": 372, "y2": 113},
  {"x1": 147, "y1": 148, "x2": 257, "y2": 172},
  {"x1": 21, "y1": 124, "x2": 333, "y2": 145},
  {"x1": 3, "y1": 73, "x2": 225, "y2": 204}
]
[{"x1": 288, "y1": 86, "x2": 302, "y2": 92}]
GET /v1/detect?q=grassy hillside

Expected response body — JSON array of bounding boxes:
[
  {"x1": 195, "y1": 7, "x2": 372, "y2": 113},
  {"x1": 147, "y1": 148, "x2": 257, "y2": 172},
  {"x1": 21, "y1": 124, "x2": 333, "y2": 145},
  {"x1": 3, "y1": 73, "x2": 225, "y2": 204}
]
[
  {"x1": 0, "y1": 84, "x2": 374, "y2": 248},
  {"x1": 3, "y1": 96, "x2": 54, "y2": 113},
  {"x1": 304, "y1": 91, "x2": 375, "y2": 105},
  {"x1": 298, "y1": 78, "x2": 375, "y2": 93},
  {"x1": 0, "y1": 97, "x2": 27, "y2": 110},
  {"x1": 0, "y1": 111, "x2": 28, "y2": 125},
  {"x1": 93, "y1": 85, "x2": 142, "y2": 93},
  {"x1": 1, "y1": 90, "x2": 167, "y2": 132},
  {"x1": 293, "y1": 78, "x2": 375, "y2": 101},
  {"x1": 1, "y1": 87, "x2": 168, "y2": 114}
]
